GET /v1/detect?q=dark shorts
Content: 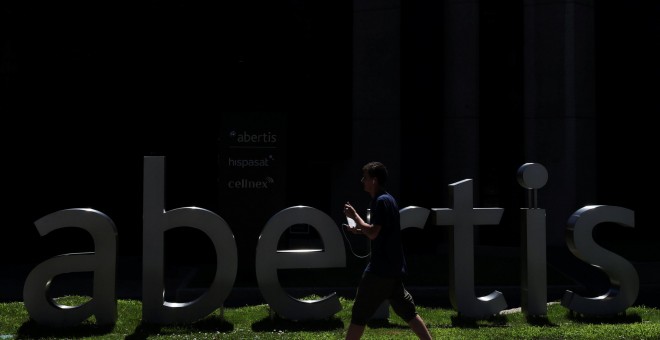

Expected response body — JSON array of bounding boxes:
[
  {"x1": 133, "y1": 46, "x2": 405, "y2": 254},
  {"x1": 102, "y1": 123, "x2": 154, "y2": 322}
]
[{"x1": 351, "y1": 271, "x2": 418, "y2": 326}]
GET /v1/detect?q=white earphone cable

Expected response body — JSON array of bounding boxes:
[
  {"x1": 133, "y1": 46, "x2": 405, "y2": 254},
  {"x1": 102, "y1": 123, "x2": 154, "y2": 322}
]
[{"x1": 340, "y1": 224, "x2": 371, "y2": 259}]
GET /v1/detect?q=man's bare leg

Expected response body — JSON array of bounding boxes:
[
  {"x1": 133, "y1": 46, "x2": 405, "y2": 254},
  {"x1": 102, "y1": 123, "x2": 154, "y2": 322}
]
[
  {"x1": 408, "y1": 314, "x2": 432, "y2": 339},
  {"x1": 345, "y1": 323, "x2": 366, "y2": 340}
]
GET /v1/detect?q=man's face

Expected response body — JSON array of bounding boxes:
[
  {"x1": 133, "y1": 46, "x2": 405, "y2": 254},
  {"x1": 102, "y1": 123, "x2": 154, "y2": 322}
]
[{"x1": 361, "y1": 171, "x2": 375, "y2": 193}]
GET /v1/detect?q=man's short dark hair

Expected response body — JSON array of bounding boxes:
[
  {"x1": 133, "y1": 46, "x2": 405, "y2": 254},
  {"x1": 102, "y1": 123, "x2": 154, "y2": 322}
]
[{"x1": 363, "y1": 161, "x2": 388, "y2": 186}]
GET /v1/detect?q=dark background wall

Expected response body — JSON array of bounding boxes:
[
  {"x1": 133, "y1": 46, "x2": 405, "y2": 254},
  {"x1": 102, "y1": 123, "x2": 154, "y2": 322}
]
[
  {"x1": 1, "y1": 0, "x2": 658, "y2": 294},
  {"x1": 2, "y1": 0, "x2": 351, "y2": 260}
]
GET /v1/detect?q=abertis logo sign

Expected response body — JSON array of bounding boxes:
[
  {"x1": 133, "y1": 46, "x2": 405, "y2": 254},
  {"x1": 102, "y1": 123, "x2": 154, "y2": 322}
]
[{"x1": 17, "y1": 158, "x2": 638, "y2": 328}]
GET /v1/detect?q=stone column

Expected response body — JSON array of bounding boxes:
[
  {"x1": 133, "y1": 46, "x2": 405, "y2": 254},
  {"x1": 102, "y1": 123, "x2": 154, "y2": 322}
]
[
  {"x1": 333, "y1": 0, "x2": 402, "y2": 219},
  {"x1": 443, "y1": 0, "x2": 480, "y2": 192},
  {"x1": 523, "y1": 0, "x2": 596, "y2": 246}
]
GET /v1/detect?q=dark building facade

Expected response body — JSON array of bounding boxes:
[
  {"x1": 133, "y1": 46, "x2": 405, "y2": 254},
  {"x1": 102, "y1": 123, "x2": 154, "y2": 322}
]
[{"x1": 2, "y1": 0, "x2": 658, "y2": 303}]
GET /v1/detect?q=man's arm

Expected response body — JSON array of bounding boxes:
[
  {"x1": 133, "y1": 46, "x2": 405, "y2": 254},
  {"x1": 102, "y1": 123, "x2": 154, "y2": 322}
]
[
  {"x1": 358, "y1": 223, "x2": 381, "y2": 240},
  {"x1": 344, "y1": 202, "x2": 381, "y2": 239},
  {"x1": 349, "y1": 214, "x2": 381, "y2": 240}
]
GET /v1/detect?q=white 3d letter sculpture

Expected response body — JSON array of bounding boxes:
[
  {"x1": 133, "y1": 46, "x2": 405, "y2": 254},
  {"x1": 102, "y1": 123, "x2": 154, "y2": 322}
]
[
  {"x1": 433, "y1": 179, "x2": 507, "y2": 319},
  {"x1": 562, "y1": 205, "x2": 639, "y2": 315},
  {"x1": 255, "y1": 206, "x2": 345, "y2": 320},
  {"x1": 19, "y1": 158, "x2": 642, "y2": 327},
  {"x1": 23, "y1": 208, "x2": 118, "y2": 327},
  {"x1": 142, "y1": 156, "x2": 238, "y2": 324},
  {"x1": 518, "y1": 163, "x2": 548, "y2": 317},
  {"x1": 370, "y1": 206, "x2": 432, "y2": 320}
]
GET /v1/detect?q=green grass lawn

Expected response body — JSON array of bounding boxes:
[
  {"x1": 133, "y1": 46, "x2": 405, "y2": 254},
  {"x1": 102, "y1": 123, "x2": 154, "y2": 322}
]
[{"x1": 1, "y1": 296, "x2": 659, "y2": 339}]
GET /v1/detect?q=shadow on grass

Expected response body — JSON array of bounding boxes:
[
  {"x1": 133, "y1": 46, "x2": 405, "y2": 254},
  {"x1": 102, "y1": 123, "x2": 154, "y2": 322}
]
[
  {"x1": 125, "y1": 315, "x2": 233, "y2": 340},
  {"x1": 365, "y1": 318, "x2": 408, "y2": 329},
  {"x1": 526, "y1": 314, "x2": 558, "y2": 327},
  {"x1": 15, "y1": 319, "x2": 114, "y2": 339},
  {"x1": 450, "y1": 313, "x2": 508, "y2": 328},
  {"x1": 251, "y1": 314, "x2": 344, "y2": 332},
  {"x1": 567, "y1": 310, "x2": 642, "y2": 324}
]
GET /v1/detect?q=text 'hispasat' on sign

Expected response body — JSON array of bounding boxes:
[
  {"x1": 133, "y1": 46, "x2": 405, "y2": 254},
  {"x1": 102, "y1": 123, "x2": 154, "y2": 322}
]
[{"x1": 19, "y1": 158, "x2": 638, "y2": 327}]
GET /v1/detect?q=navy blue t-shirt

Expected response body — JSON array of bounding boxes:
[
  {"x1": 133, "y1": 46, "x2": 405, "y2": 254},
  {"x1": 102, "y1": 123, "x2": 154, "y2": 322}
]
[{"x1": 365, "y1": 191, "x2": 407, "y2": 277}]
